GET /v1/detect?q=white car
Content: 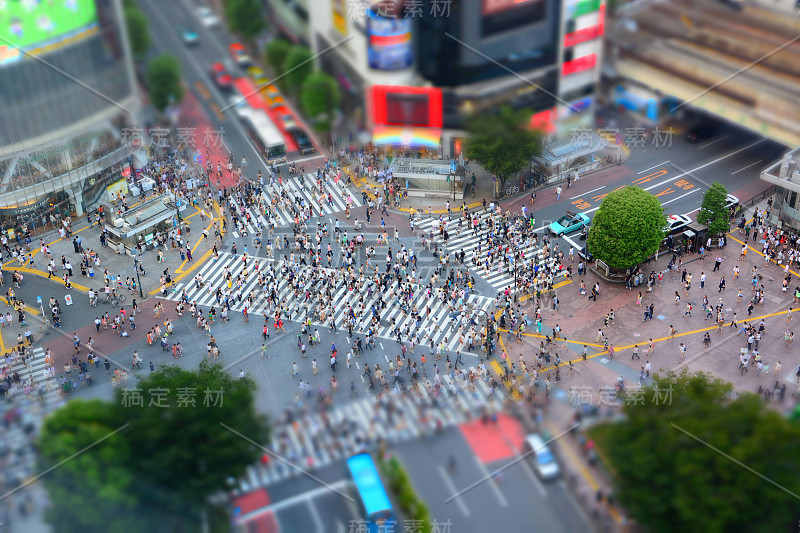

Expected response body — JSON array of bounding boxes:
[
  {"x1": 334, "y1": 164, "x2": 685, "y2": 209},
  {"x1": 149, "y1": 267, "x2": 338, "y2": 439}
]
[
  {"x1": 195, "y1": 6, "x2": 220, "y2": 28},
  {"x1": 725, "y1": 194, "x2": 740, "y2": 211},
  {"x1": 524, "y1": 434, "x2": 560, "y2": 480},
  {"x1": 664, "y1": 214, "x2": 692, "y2": 235}
]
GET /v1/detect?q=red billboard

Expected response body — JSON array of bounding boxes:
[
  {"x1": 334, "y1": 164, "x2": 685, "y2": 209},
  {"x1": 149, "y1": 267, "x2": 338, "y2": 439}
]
[
  {"x1": 562, "y1": 53, "x2": 597, "y2": 76},
  {"x1": 370, "y1": 85, "x2": 443, "y2": 128}
]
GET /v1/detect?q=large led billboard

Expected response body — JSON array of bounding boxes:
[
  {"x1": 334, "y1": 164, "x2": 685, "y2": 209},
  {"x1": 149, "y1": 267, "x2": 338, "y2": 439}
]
[
  {"x1": 371, "y1": 85, "x2": 443, "y2": 128},
  {"x1": 367, "y1": 8, "x2": 412, "y2": 71},
  {"x1": 0, "y1": 0, "x2": 99, "y2": 64}
]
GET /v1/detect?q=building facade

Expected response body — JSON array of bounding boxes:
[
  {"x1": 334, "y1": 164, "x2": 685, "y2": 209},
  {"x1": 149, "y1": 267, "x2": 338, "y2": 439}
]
[
  {"x1": 760, "y1": 148, "x2": 800, "y2": 232},
  {"x1": 0, "y1": 0, "x2": 138, "y2": 234},
  {"x1": 308, "y1": 0, "x2": 604, "y2": 157}
]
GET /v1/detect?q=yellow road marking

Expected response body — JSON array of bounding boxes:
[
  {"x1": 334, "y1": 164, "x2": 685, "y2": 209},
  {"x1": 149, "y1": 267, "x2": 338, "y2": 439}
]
[
  {"x1": 176, "y1": 215, "x2": 217, "y2": 273},
  {"x1": 0, "y1": 296, "x2": 41, "y2": 316},
  {"x1": 150, "y1": 248, "x2": 214, "y2": 295},
  {"x1": 195, "y1": 80, "x2": 211, "y2": 100},
  {"x1": 726, "y1": 233, "x2": 800, "y2": 279},
  {"x1": 210, "y1": 102, "x2": 225, "y2": 121},
  {"x1": 5, "y1": 267, "x2": 89, "y2": 293}
]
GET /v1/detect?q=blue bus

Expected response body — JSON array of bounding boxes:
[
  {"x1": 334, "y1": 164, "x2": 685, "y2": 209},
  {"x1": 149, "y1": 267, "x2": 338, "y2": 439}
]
[{"x1": 346, "y1": 453, "x2": 393, "y2": 531}]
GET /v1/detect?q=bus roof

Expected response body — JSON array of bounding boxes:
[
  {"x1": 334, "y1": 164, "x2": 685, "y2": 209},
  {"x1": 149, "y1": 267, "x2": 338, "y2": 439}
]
[
  {"x1": 346, "y1": 454, "x2": 392, "y2": 517},
  {"x1": 237, "y1": 106, "x2": 284, "y2": 149}
]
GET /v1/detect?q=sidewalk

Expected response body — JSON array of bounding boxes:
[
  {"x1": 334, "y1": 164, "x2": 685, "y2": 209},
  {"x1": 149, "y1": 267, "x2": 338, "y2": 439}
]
[{"x1": 2, "y1": 196, "x2": 225, "y2": 302}]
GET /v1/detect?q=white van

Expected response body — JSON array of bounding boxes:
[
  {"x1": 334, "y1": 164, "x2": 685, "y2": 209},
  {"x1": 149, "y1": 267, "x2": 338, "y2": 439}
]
[{"x1": 524, "y1": 434, "x2": 560, "y2": 480}]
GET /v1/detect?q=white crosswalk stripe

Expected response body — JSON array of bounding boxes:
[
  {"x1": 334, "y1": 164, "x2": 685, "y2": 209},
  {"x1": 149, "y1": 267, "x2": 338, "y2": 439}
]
[
  {"x1": 233, "y1": 367, "x2": 504, "y2": 492},
  {"x1": 2, "y1": 347, "x2": 61, "y2": 404},
  {"x1": 415, "y1": 210, "x2": 567, "y2": 294},
  {"x1": 226, "y1": 174, "x2": 362, "y2": 233},
  {"x1": 159, "y1": 253, "x2": 493, "y2": 353}
]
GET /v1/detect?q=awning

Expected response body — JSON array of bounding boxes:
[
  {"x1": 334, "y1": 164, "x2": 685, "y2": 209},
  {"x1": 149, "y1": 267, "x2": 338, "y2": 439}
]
[{"x1": 372, "y1": 125, "x2": 441, "y2": 149}]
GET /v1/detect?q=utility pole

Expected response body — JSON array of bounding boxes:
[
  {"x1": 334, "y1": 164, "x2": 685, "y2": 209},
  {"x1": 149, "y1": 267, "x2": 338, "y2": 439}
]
[{"x1": 133, "y1": 254, "x2": 144, "y2": 298}]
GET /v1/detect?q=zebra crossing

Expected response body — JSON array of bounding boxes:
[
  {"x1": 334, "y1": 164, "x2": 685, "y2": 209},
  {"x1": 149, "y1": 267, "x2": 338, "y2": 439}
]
[
  {"x1": 234, "y1": 367, "x2": 504, "y2": 492},
  {"x1": 2, "y1": 347, "x2": 60, "y2": 404},
  {"x1": 159, "y1": 253, "x2": 494, "y2": 353},
  {"x1": 1, "y1": 347, "x2": 61, "y2": 488},
  {"x1": 416, "y1": 210, "x2": 564, "y2": 294},
  {"x1": 227, "y1": 174, "x2": 362, "y2": 236}
]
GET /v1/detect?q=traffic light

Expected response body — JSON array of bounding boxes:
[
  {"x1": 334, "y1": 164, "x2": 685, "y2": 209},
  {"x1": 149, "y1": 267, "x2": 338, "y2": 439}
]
[{"x1": 446, "y1": 175, "x2": 451, "y2": 183}]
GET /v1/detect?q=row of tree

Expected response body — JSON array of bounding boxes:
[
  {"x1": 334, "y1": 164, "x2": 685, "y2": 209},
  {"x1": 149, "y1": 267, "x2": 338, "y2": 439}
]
[
  {"x1": 37, "y1": 362, "x2": 270, "y2": 532},
  {"x1": 123, "y1": 0, "x2": 184, "y2": 113},
  {"x1": 587, "y1": 181, "x2": 732, "y2": 270},
  {"x1": 263, "y1": 39, "x2": 341, "y2": 133}
]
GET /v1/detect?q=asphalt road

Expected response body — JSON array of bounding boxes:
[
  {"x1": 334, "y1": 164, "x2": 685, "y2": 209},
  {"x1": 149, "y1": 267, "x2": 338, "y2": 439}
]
[
  {"x1": 393, "y1": 427, "x2": 590, "y2": 533},
  {"x1": 515, "y1": 118, "x2": 786, "y2": 254},
  {"x1": 137, "y1": 0, "x2": 325, "y2": 177}
]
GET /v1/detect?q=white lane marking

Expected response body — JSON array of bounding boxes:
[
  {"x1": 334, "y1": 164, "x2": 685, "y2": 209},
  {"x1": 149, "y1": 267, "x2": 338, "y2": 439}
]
[
  {"x1": 684, "y1": 207, "x2": 700, "y2": 216},
  {"x1": 638, "y1": 161, "x2": 670, "y2": 174},
  {"x1": 471, "y1": 456, "x2": 509, "y2": 507},
  {"x1": 569, "y1": 186, "x2": 605, "y2": 200},
  {"x1": 698, "y1": 135, "x2": 729, "y2": 149},
  {"x1": 292, "y1": 154, "x2": 326, "y2": 163},
  {"x1": 642, "y1": 139, "x2": 765, "y2": 193},
  {"x1": 355, "y1": 361, "x2": 360, "y2": 369},
  {"x1": 562, "y1": 233, "x2": 582, "y2": 252},
  {"x1": 384, "y1": 354, "x2": 390, "y2": 362},
  {"x1": 380, "y1": 342, "x2": 384, "y2": 349},
  {"x1": 307, "y1": 500, "x2": 324, "y2": 532},
  {"x1": 659, "y1": 188, "x2": 700, "y2": 207},
  {"x1": 731, "y1": 160, "x2": 763, "y2": 175},
  {"x1": 438, "y1": 465, "x2": 471, "y2": 517},
  {"x1": 233, "y1": 480, "x2": 351, "y2": 523}
]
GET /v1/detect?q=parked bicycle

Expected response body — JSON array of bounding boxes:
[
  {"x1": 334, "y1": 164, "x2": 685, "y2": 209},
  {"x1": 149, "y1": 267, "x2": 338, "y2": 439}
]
[{"x1": 506, "y1": 185, "x2": 521, "y2": 196}]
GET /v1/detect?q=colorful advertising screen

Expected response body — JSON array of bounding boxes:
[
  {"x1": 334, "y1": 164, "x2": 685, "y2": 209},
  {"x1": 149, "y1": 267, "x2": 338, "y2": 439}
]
[
  {"x1": 0, "y1": 0, "x2": 99, "y2": 64},
  {"x1": 367, "y1": 8, "x2": 412, "y2": 71},
  {"x1": 371, "y1": 85, "x2": 443, "y2": 128}
]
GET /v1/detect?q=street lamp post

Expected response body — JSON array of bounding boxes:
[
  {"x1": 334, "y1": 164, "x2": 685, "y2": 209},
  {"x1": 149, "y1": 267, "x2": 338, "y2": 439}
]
[{"x1": 133, "y1": 254, "x2": 144, "y2": 298}]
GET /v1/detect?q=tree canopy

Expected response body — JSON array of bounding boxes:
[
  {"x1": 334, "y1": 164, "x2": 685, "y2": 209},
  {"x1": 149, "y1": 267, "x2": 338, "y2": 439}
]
[
  {"x1": 38, "y1": 362, "x2": 270, "y2": 532},
  {"x1": 464, "y1": 105, "x2": 542, "y2": 187},
  {"x1": 697, "y1": 181, "x2": 730, "y2": 237},
  {"x1": 223, "y1": 0, "x2": 265, "y2": 40},
  {"x1": 147, "y1": 53, "x2": 184, "y2": 112},
  {"x1": 283, "y1": 45, "x2": 314, "y2": 91},
  {"x1": 264, "y1": 38, "x2": 291, "y2": 75},
  {"x1": 587, "y1": 186, "x2": 665, "y2": 269},
  {"x1": 592, "y1": 369, "x2": 800, "y2": 531},
  {"x1": 301, "y1": 71, "x2": 341, "y2": 123},
  {"x1": 124, "y1": 7, "x2": 151, "y2": 62}
]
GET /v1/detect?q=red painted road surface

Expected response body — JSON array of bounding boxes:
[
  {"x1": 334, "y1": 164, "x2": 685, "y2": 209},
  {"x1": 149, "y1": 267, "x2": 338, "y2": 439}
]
[
  {"x1": 179, "y1": 90, "x2": 239, "y2": 190},
  {"x1": 460, "y1": 413, "x2": 526, "y2": 463}
]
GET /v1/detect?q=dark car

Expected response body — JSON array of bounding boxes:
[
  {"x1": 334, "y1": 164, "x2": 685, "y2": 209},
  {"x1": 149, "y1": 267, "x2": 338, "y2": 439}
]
[
  {"x1": 288, "y1": 128, "x2": 314, "y2": 155},
  {"x1": 686, "y1": 122, "x2": 718, "y2": 143}
]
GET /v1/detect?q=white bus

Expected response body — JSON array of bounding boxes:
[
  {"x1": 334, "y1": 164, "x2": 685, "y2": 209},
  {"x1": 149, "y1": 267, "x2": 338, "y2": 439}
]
[{"x1": 235, "y1": 106, "x2": 286, "y2": 165}]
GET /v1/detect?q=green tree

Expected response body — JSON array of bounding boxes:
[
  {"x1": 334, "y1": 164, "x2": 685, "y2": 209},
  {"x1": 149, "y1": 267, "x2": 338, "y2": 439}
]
[
  {"x1": 592, "y1": 369, "x2": 800, "y2": 531},
  {"x1": 264, "y1": 38, "x2": 291, "y2": 75},
  {"x1": 283, "y1": 45, "x2": 314, "y2": 91},
  {"x1": 147, "y1": 53, "x2": 184, "y2": 112},
  {"x1": 124, "y1": 7, "x2": 151, "y2": 62},
  {"x1": 223, "y1": 0, "x2": 265, "y2": 40},
  {"x1": 36, "y1": 400, "x2": 145, "y2": 532},
  {"x1": 464, "y1": 105, "x2": 543, "y2": 192},
  {"x1": 697, "y1": 181, "x2": 730, "y2": 237},
  {"x1": 587, "y1": 186, "x2": 665, "y2": 269},
  {"x1": 38, "y1": 362, "x2": 270, "y2": 531},
  {"x1": 301, "y1": 72, "x2": 341, "y2": 120}
]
